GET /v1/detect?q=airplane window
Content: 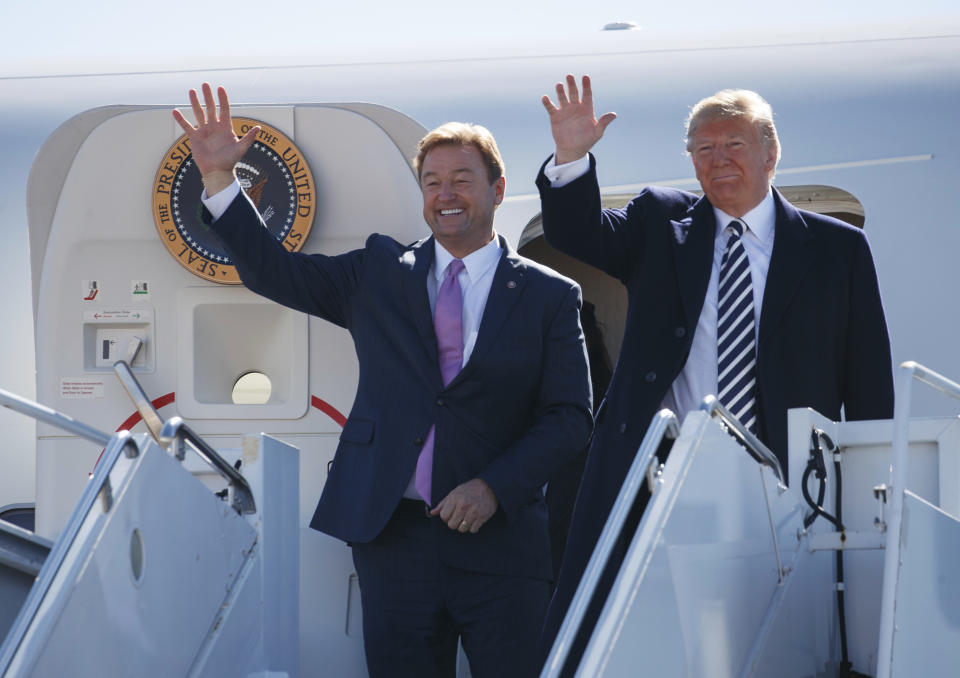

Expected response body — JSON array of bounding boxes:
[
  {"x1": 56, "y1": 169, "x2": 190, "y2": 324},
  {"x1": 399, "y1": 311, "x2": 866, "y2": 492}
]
[{"x1": 232, "y1": 372, "x2": 272, "y2": 405}]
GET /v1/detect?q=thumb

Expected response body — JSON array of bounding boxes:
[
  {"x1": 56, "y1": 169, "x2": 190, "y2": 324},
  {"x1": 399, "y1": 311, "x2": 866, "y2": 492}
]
[
  {"x1": 597, "y1": 112, "x2": 617, "y2": 136},
  {"x1": 237, "y1": 125, "x2": 260, "y2": 154}
]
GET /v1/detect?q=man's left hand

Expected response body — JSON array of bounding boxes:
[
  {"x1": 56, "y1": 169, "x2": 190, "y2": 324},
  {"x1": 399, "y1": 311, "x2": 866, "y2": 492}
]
[{"x1": 431, "y1": 478, "x2": 498, "y2": 534}]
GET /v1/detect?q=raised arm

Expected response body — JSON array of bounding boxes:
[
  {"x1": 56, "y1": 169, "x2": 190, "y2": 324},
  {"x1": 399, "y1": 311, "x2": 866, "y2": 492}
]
[
  {"x1": 172, "y1": 83, "x2": 260, "y2": 196},
  {"x1": 541, "y1": 74, "x2": 617, "y2": 164}
]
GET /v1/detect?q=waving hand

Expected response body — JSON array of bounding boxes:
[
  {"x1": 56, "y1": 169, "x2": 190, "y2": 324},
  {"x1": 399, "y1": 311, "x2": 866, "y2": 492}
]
[
  {"x1": 542, "y1": 75, "x2": 617, "y2": 165},
  {"x1": 172, "y1": 83, "x2": 260, "y2": 196}
]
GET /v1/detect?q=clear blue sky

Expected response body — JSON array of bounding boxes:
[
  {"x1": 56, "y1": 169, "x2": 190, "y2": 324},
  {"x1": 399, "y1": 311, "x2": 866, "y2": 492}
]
[{"x1": 4, "y1": 0, "x2": 958, "y2": 76}]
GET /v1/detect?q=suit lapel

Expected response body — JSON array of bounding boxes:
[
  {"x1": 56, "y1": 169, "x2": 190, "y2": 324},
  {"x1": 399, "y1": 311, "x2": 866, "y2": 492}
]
[
  {"x1": 451, "y1": 235, "x2": 526, "y2": 386},
  {"x1": 759, "y1": 189, "x2": 816, "y2": 349},
  {"x1": 671, "y1": 197, "x2": 716, "y2": 332},
  {"x1": 400, "y1": 237, "x2": 443, "y2": 386}
]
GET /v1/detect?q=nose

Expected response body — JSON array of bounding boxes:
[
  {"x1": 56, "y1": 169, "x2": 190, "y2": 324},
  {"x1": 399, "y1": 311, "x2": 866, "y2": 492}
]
[
  {"x1": 439, "y1": 181, "x2": 456, "y2": 200},
  {"x1": 713, "y1": 146, "x2": 729, "y2": 165}
]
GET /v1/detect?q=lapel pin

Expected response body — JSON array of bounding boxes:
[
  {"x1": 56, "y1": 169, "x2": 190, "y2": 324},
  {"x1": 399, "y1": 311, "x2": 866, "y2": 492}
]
[
  {"x1": 506, "y1": 280, "x2": 517, "y2": 289},
  {"x1": 672, "y1": 221, "x2": 690, "y2": 245}
]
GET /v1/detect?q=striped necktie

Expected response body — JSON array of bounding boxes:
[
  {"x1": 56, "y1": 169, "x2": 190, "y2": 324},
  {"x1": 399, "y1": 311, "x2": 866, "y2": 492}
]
[{"x1": 717, "y1": 219, "x2": 758, "y2": 434}]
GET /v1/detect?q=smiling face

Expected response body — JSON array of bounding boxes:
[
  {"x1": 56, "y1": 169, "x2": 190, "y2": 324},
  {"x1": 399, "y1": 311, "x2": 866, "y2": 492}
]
[
  {"x1": 419, "y1": 143, "x2": 504, "y2": 258},
  {"x1": 690, "y1": 116, "x2": 777, "y2": 217}
]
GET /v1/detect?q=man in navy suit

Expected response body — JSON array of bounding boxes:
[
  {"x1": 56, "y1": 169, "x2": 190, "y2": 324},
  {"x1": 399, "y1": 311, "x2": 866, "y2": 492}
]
[
  {"x1": 535, "y1": 75, "x2": 894, "y2": 666},
  {"x1": 173, "y1": 84, "x2": 593, "y2": 678}
]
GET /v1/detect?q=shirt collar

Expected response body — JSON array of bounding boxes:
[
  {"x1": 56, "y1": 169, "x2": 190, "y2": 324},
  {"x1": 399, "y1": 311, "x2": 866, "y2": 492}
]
[
  {"x1": 712, "y1": 190, "x2": 776, "y2": 244},
  {"x1": 433, "y1": 233, "x2": 502, "y2": 283}
]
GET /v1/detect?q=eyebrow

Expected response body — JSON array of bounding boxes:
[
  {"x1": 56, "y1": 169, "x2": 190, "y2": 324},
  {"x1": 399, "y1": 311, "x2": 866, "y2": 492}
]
[
  {"x1": 694, "y1": 134, "x2": 748, "y2": 149},
  {"x1": 422, "y1": 167, "x2": 476, "y2": 179}
]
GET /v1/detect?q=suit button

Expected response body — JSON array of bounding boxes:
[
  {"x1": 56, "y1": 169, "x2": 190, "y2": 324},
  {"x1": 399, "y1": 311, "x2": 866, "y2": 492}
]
[
  {"x1": 618, "y1": 422, "x2": 627, "y2": 434},
  {"x1": 414, "y1": 437, "x2": 424, "y2": 446},
  {"x1": 674, "y1": 326, "x2": 686, "y2": 339},
  {"x1": 645, "y1": 371, "x2": 657, "y2": 383},
  {"x1": 436, "y1": 398, "x2": 445, "y2": 406}
]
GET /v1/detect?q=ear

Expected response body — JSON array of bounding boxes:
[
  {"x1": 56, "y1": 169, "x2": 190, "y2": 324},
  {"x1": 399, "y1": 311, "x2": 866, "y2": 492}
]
[
  {"x1": 764, "y1": 143, "x2": 779, "y2": 174},
  {"x1": 493, "y1": 176, "x2": 505, "y2": 206}
]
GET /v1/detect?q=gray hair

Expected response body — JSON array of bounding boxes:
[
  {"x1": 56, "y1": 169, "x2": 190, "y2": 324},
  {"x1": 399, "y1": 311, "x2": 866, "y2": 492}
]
[{"x1": 685, "y1": 89, "x2": 781, "y2": 176}]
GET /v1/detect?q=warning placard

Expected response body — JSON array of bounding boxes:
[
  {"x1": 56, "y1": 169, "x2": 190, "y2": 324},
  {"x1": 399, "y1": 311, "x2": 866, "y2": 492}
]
[{"x1": 60, "y1": 378, "x2": 105, "y2": 399}]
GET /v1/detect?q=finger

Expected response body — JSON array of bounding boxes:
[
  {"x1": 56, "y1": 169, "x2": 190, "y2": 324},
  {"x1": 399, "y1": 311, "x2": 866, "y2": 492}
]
[
  {"x1": 541, "y1": 94, "x2": 558, "y2": 114},
  {"x1": 218, "y1": 86, "x2": 232, "y2": 124},
  {"x1": 555, "y1": 82, "x2": 569, "y2": 107},
  {"x1": 467, "y1": 504, "x2": 494, "y2": 533},
  {"x1": 448, "y1": 512, "x2": 466, "y2": 530},
  {"x1": 172, "y1": 109, "x2": 196, "y2": 135},
  {"x1": 188, "y1": 88, "x2": 205, "y2": 126},
  {"x1": 430, "y1": 497, "x2": 450, "y2": 521},
  {"x1": 438, "y1": 499, "x2": 462, "y2": 527},
  {"x1": 581, "y1": 75, "x2": 593, "y2": 104},
  {"x1": 597, "y1": 112, "x2": 618, "y2": 134},
  {"x1": 202, "y1": 82, "x2": 218, "y2": 123},
  {"x1": 237, "y1": 125, "x2": 260, "y2": 154},
  {"x1": 566, "y1": 74, "x2": 580, "y2": 105},
  {"x1": 445, "y1": 504, "x2": 468, "y2": 530}
]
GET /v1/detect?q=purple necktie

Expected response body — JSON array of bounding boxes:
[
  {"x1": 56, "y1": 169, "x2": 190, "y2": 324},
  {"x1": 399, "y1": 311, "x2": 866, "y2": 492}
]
[{"x1": 415, "y1": 259, "x2": 465, "y2": 504}]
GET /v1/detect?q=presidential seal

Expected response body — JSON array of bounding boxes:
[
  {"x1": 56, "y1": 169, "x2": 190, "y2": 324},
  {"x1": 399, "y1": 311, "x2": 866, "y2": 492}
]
[{"x1": 152, "y1": 117, "x2": 316, "y2": 284}]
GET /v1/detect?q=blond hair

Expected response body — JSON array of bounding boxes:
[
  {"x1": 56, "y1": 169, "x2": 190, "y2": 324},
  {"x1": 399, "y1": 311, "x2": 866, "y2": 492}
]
[{"x1": 414, "y1": 122, "x2": 505, "y2": 184}]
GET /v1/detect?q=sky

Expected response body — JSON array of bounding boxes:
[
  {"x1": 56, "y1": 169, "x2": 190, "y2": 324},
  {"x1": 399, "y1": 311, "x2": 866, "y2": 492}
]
[{"x1": 3, "y1": 0, "x2": 958, "y2": 76}]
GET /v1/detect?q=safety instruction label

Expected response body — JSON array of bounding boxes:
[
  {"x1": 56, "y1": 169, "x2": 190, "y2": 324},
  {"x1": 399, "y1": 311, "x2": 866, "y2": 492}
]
[
  {"x1": 131, "y1": 280, "x2": 151, "y2": 299},
  {"x1": 60, "y1": 378, "x2": 105, "y2": 399},
  {"x1": 82, "y1": 308, "x2": 153, "y2": 322}
]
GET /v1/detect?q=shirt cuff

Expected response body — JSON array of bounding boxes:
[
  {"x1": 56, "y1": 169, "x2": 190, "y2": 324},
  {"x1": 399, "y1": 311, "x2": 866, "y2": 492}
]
[
  {"x1": 543, "y1": 154, "x2": 590, "y2": 188},
  {"x1": 201, "y1": 181, "x2": 241, "y2": 221}
]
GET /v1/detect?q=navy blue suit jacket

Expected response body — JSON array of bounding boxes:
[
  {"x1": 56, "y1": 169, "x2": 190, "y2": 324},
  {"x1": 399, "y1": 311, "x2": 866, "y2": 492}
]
[
  {"x1": 210, "y1": 190, "x2": 593, "y2": 581},
  {"x1": 535, "y1": 156, "x2": 893, "y2": 633}
]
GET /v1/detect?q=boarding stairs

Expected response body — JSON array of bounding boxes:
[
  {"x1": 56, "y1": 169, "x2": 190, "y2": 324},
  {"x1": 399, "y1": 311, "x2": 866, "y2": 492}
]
[
  {"x1": 543, "y1": 361, "x2": 960, "y2": 678},
  {"x1": 0, "y1": 358, "x2": 299, "y2": 677}
]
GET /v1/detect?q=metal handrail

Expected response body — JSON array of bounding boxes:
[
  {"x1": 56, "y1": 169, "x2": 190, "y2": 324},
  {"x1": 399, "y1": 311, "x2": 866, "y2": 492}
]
[
  {"x1": 901, "y1": 361, "x2": 960, "y2": 402},
  {"x1": 113, "y1": 355, "x2": 256, "y2": 515},
  {"x1": 113, "y1": 358, "x2": 165, "y2": 444},
  {"x1": 541, "y1": 410, "x2": 679, "y2": 678},
  {"x1": 159, "y1": 417, "x2": 256, "y2": 515},
  {"x1": 0, "y1": 431, "x2": 139, "y2": 673},
  {"x1": 876, "y1": 361, "x2": 960, "y2": 678},
  {"x1": 700, "y1": 395, "x2": 787, "y2": 489},
  {"x1": 0, "y1": 388, "x2": 111, "y2": 446}
]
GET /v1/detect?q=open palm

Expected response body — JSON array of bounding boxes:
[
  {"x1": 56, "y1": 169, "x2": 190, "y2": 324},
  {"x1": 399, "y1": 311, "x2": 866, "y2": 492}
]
[
  {"x1": 172, "y1": 83, "x2": 259, "y2": 192},
  {"x1": 541, "y1": 75, "x2": 616, "y2": 164}
]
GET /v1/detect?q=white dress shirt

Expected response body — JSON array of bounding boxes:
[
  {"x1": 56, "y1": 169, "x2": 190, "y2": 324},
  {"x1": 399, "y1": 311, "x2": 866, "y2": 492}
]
[{"x1": 544, "y1": 155, "x2": 776, "y2": 419}]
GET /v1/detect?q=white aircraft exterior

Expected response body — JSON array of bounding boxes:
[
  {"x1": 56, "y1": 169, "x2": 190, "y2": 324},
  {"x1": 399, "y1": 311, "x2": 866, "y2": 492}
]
[{"x1": 0, "y1": 18, "x2": 958, "y2": 677}]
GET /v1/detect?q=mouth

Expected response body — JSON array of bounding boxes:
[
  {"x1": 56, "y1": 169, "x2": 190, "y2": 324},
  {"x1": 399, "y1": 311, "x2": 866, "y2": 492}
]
[{"x1": 439, "y1": 208, "x2": 464, "y2": 216}]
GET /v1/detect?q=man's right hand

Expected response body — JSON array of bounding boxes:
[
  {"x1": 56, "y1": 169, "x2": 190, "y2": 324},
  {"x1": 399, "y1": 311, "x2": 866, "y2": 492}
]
[
  {"x1": 541, "y1": 74, "x2": 617, "y2": 165},
  {"x1": 172, "y1": 83, "x2": 260, "y2": 196}
]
